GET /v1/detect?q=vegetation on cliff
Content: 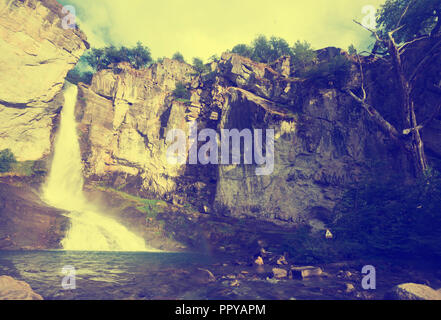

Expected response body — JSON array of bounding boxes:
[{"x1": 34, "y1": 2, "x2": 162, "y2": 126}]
[
  {"x1": 333, "y1": 166, "x2": 441, "y2": 261},
  {"x1": 0, "y1": 149, "x2": 16, "y2": 173}
]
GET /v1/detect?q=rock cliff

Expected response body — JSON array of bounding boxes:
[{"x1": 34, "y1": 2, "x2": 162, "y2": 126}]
[
  {"x1": 1, "y1": 0, "x2": 440, "y2": 229},
  {"x1": 0, "y1": 0, "x2": 88, "y2": 161},
  {"x1": 75, "y1": 49, "x2": 422, "y2": 224}
]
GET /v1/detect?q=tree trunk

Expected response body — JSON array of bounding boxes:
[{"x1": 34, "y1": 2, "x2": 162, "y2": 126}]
[{"x1": 387, "y1": 34, "x2": 428, "y2": 176}]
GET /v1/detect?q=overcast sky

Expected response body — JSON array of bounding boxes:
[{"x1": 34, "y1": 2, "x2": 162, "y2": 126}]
[{"x1": 59, "y1": 0, "x2": 387, "y2": 61}]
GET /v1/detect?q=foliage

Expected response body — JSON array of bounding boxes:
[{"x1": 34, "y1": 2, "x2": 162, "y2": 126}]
[
  {"x1": 377, "y1": 0, "x2": 441, "y2": 43},
  {"x1": 291, "y1": 40, "x2": 317, "y2": 70},
  {"x1": 84, "y1": 42, "x2": 152, "y2": 71},
  {"x1": 277, "y1": 226, "x2": 340, "y2": 264},
  {"x1": 192, "y1": 57, "x2": 209, "y2": 74},
  {"x1": 332, "y1": 166, "x2": 441, "y2": 261},
  {"x1": 348, "y1": 44, "x2": 357, "y2": 55},
  {"x1": 231, "y1": 35, "x2": 293, "y2": 63},
  {"x1": 172, "y1": 52, "x2": 186, "y2": 63},
  {"x1": 231, "y1": 43, "x2": 254, "y2": 58},
  {"x1": 172, "y1": 82, "x2": 191, "y2": 100},
  {"x1": 138, "y1": 199, "x2": 163, "y2": 219},
  {"x1": 0, "y1": 149, "x2": 16, "y2": 173},
  {"x1": 66, "y1": 68, "x2": 93, "y2": 85},
  {"x1": 208, "y1": 54, "x2": 220, "y2": 62}
]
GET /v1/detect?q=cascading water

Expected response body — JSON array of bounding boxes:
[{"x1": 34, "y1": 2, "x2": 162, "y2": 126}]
[{"x1": 43, "y1": 82, "x2": 151, "y2": 251}]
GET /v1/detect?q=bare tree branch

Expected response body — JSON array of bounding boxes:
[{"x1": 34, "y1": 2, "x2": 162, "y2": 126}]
[
  {"x1": 346, "y1": 55, "x2": 401, "y2": 140},
  {"x1": 395, "y1": 0, "x2": 414, "y2": 29},
  {"x1": 353, "y1": 20, "x2": 384, "y2": 43}
]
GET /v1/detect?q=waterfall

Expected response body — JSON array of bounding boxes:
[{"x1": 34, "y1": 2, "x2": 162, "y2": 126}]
[{"x1": 43, "y1": 82, "x2": 151, "y2": 252}]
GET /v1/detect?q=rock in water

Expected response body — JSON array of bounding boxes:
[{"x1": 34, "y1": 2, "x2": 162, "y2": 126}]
[
  {"x1": 385, "y1": 283, "x2": 441, "y2": 300},
  {"x1": 254, "y1": 256, "x2": 264, "y2": 266},
  {"x1": 272, "y1": 268, "x2": 288, "y2": 279},
  {"x1": 0, "y1": 276, "x2": 43, "y2": 300},
  {"x1": 290, "y1": 266, "x2": 323, "y2": 279}
]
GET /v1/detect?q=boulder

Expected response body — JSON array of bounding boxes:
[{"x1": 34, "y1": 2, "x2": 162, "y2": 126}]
[
  {"x1": 290, "y1": 266, "x2": 323, "y2": 279},
  {"x1": 272, "y1": 268, "x2": 288, "y2": 279},
  {"x1": 0, "y1": 276, "x2": 43, "y2": 300},
  {"x1": 254, "y1": 256, "x2": 264, "y2": 266},
  {"x1": 385, "y1": 283, "x2": 441, "y2": 300}
]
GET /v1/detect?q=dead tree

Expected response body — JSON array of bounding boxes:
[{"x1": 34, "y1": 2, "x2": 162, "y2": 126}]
[{"x1": 347, "y1": 7, "x2": 441, "y2": 176}]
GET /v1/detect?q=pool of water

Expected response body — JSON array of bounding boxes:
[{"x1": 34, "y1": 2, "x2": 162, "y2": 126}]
[
  {"x1": 0, "y1": 250, "x2": 358, "y2": 300},
  {"x1": 0, "y1": 250, "x2": 220, "y2": 300}
]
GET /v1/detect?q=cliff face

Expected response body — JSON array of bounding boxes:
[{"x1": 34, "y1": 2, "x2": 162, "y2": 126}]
[
  {"x1": 76, "y1": 60, "x2": 197, "y2": 198},
  {"x1": 0, "y1": 0, "x2": 87, "y2": 161},
  {"x1": 77, "y1": 50, "x2": 416, "y2": 223},
  {"x1": 0, "y1": 0, "x2": 439, "y2": 228}
]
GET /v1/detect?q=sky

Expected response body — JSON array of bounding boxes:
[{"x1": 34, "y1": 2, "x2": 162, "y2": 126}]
[{"x1": 59, "y1": 0, "x2": 387, "y2": 61}]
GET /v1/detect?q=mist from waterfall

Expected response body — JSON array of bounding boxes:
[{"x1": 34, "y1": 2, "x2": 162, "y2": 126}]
[{"x1": 43, "y1": 82, "x2": 150, "y2": 252}]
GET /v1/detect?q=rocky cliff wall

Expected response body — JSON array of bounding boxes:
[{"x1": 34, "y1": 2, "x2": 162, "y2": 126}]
[
  {"x1": 77, "y1": 50, "x2": 419, "y2": 223},
  {"x1": 0, "y1": 0, "x2": 87, "y2": 161}
]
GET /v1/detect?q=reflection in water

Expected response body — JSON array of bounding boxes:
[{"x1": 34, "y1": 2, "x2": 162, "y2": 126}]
[{"x1": 42, "y1": 83, "x2": 150, "y2": 251}]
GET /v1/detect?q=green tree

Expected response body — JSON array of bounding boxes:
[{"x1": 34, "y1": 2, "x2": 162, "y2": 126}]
[
  {"x1": 348, "y1": 44, "x2": 357, "y2": 55},
  {"x1": 267, "y1": 36, "x2": 292, "y2": 61},
  {"x1": 128, "y1": 42, "x2": 152, "y2": 69},
  {"x1": 231, "y1": 44, "x2": 253, "y2": 58},
  {"x1": 377, "y1": 0, "x2": 441, "y2": 43},
  {"x1": 172, "y1": 82, "x2": 190, "y2": 100},
  {"x1": 251, "y1": 35, "x2": 272, "y2": 62},
  {"x1": 84, "y1": 43, "x2": 152, "y2": 71},
  {"x1": 66, "y1": 69, "x2": 93, "y2": 85},
  {"x1": 192, "y1": 57, "x2": 207, "y2": 74},
  {"x1": 291, "y1": 40, "x2": 316, "y2": 69},
  {"x1": 172, "y1": 52, "x2": 186, "y2": 63},
  {"x1": 0, "y1": 149, "x2": 16, "y2": 173},
  {"x1": 233, "y1": 35, "x2": 293, "y2": 63},
  {"x1": 333, "y1": 167, "x2": 441, "y2": 260}
]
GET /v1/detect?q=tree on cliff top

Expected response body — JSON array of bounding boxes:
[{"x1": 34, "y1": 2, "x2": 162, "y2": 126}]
[
  {"x1": 232, "y1": 36, "x2": 316, "y2": 67},
  {"x1": 346, "y1": 0, "x2": 441, "y2": 176},
  {"x1": 84, "y1": 42, "x2": 152, "y2": 71},
  {"x1": 172, "y1": 52, "x2": 186, "y2": 63}
]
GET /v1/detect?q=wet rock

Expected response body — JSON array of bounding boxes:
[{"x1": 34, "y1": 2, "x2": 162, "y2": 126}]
[
  {"x1": 276, "y1": 256, "x2": 288, "y2": 265},
  {"x1": 272, "y1": 268, "x2": 288, "y2": 279},
  {"x1": 0, "y1": 276, "x2": 43, "y2": 300},
  {"x1": 191, "y1": 268, "x2": 216, "y2": 284},
  {"x1": 254, "y1": 256, "x2": 264, "y2": 266},
  {"x1": 384, "y1": 283, "x2": 441, "y2": 300},
  {"x1": 290, "y1": 266, "x2": 323, "y2": 279},
  {"x1": 345, "y1": 283, "x2": 355, "y2": 293},
  {"x1": 230, "y1": 280, "x2": 240, "y2": 287}
]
